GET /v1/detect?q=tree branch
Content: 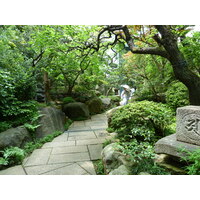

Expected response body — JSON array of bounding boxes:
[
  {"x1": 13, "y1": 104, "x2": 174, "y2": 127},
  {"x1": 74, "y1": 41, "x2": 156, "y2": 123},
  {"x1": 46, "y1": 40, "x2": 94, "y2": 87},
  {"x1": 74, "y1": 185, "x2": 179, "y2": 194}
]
[
  {"x1": 32, "y1": 49, "x2": 45, "y2": 67},
  {"x1": 129, "y1": 47, "x2": 170, "y2": 59}
]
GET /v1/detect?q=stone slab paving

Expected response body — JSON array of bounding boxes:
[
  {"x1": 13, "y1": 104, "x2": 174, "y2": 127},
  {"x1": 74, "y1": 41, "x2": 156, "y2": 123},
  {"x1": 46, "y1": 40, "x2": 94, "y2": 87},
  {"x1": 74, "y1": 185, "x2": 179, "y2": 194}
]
[
  {"x1": 24, "y1": 148, "x2": 52, "y2": 167},
  {"x1": 88, "y1": 144, "x2": 103, "y2": 160},
  {"x1": 51, "y1": 145, "x2": 88, "y2": 154},
  {"x1": 0, "y1": 113, "x2": 110, "y2": 175},
  {"x1": 25, "y1": 163, "x2": 73, "y2": 175},
  {"x1": 41, "y1": 163, "x2": 89, "y2": 175},
  {"x1": 0, "y1": 165, "x2": 26, "y2": 175},
  {"x1": 48, "y1": 152, "x2": 90, "y2": 164}
]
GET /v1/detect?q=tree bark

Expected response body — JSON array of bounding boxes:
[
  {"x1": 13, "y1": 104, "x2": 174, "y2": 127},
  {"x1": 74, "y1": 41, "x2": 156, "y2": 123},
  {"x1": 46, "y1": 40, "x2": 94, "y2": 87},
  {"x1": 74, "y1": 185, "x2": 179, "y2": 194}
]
[{"x1": 154, "y1": 25, "x2": 200, "y2": 105}]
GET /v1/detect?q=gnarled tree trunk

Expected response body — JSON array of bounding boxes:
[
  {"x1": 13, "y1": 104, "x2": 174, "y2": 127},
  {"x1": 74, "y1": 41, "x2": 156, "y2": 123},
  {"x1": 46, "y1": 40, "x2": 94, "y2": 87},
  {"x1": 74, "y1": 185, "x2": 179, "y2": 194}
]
[{"x1": 155, "y1": 25, "x2": 200, "y2": 105}]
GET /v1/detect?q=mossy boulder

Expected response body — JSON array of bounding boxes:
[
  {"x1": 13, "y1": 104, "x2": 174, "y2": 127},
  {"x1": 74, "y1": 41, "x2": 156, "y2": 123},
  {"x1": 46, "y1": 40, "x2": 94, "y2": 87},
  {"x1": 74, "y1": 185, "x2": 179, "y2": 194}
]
[
  {"x1": 0, "y1": 127, "x2": 32, "y2": 150},
  {"x1": 86, "y1": 97, "x2": 103, "y2": 114},
  {"x1": 62, "y1": 102, "x2": 90, "y2": 120},
  {"x1": 35, "y1": 107, "x2": 66, "y2": 138}
]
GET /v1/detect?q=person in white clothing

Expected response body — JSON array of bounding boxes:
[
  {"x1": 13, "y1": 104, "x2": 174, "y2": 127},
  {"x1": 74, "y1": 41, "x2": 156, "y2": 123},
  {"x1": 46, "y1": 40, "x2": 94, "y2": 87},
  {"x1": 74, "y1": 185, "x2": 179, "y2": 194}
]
[{"x1": 120, "y1": 85, "x2": 131, "y2": 106}]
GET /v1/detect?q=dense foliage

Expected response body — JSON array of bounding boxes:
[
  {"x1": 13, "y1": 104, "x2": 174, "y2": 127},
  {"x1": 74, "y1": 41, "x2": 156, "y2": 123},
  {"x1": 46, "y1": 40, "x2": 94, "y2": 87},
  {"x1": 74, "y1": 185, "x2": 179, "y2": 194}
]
[
  {"x1": 0, "y1": 70, "x2": 38, "y2": 131},
  {"x1": 109, "y1": 101, "x2": 175, "y2": 142},
  {"x1": 117, "y1": 140, "x2": 169, "y2": 174},
  {"x1": 108, "y1": 100, "x2": 176, "y2": 175},
  {"x1": 165, "y1": 81, "x2": 189, "y2": 110},
  {"x1": 180, "y1": 148, "x2": 200, "y2": 175}
]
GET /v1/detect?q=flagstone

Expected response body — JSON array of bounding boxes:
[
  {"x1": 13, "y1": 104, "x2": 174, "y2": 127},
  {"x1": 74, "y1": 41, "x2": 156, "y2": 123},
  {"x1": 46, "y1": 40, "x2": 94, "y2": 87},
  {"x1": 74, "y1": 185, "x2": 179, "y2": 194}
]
[
  {"x1": 42, "y1": 163, "x2": 87, "y2": 175},
  {"x1": 0, "y1": 165, "x2": 26, "y2": 175},
  {"x1": 24, "y1": 148, "x2": 52, "y2": 167},
  {"x1": 51, "y1": 145, "x2": 88, "y2": 154},
  {"x1": 48, "y1": 152, "x2": 90, "y2": 164},
  {"x1": 25, "y1": 163, "x2": 72, "y2": 175},
  {"x1": 77, "y1": 161, "x2": 96, "y2": 175},
  {"x1": 88, "y1": 144, "x2": 103, "y2": 160}
]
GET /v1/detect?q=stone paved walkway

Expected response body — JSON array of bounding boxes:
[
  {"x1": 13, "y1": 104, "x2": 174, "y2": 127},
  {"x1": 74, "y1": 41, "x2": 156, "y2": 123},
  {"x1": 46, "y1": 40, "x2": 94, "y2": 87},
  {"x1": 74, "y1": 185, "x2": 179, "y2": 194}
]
[{"x1": 0, "y1": 113, "x2": 110, "y2": 175}]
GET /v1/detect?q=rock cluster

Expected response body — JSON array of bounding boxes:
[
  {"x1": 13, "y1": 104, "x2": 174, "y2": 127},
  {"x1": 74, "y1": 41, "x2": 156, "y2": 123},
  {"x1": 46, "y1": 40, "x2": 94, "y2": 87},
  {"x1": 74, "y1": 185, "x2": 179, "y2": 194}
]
[{"x1": 101, "y1": 143, "x2": 134, "y2": 175}]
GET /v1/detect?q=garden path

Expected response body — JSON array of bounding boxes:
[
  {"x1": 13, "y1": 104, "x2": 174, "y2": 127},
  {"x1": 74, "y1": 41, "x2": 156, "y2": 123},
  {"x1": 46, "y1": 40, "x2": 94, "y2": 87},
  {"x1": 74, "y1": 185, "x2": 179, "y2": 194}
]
[{"x1": 0, "y1": 113, "x2": 110, "y2": 175}]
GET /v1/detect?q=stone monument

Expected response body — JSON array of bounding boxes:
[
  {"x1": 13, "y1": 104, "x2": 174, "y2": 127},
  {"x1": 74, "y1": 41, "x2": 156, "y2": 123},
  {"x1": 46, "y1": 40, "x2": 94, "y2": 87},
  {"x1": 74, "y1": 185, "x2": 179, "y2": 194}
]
[{"x1": 155, "y1": 106, "x2": 200, "y2": 158}]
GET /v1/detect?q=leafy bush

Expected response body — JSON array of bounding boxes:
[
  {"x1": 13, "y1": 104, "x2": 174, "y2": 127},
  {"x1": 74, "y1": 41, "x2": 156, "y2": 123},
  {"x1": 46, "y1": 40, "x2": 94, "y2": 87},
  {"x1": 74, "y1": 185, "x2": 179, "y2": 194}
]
[
  {"x1": 109, "y1": 101, "x2": 174, "y2": 142},
  {"x1": 93, "y1": 160, "x2": 105, "y2": 175},
  {"x1": 62, "y1": 96, "x2": 75, "y2": 104},
  {"x1": 117, "y1": 140, "x2": 170, "y2": 175},
  {"x1": 64, "y1": 119, "x2": 73, "y2": 130},
  {"x1": 1, "y1": 147, "x2": 25, "y2": 166},
  {"x1": 165, "y1": 81, "x2": 189, "y2": 110},
  {"x1": 0, "y1": 121, "x2": 12, "y2": 132},
  {"x1": 5, "y1": 100, "x2": 38, "y2": 127},
  {"x1": 23, "y1": 113, "x2": 43, "y2": 138},
  {"x1": 13, "y1": 72, "x2": 37, "y2": 101},
  {"x1": 0, "y1": 70, "x2": 38, "y2": 129},
  {"x1": 180, "y1": 148, "x2": 200, "y2": 175}
]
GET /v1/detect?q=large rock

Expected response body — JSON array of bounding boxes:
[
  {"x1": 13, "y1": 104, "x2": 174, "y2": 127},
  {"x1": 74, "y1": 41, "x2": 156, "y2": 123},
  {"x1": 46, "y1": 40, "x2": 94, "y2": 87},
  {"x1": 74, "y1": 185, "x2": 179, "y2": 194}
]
[
  {"x1": 35, "y1": 107, "x2": 66, "y2": 138},
  {"x1": 101, "y1": 98, "x2": 111, "y2": 110},
  {"x1": 0, "y1": 126, "x2": 32, "y2": 150},
  {"x1": 62, "y1": 102, "x2": 90, "y2": 120},
  {"x1": 101, "y1": 143, "x2": 133, "y2": 174},
  {"x1": 86, "y1": 97, "x2": 103, "y2": 114},
  {"x1": 176, "y1": 106, "x2": 200, "y2": 146},
  {"x1": 109, "y1": 165, "x2": 130, "y2": 175}
]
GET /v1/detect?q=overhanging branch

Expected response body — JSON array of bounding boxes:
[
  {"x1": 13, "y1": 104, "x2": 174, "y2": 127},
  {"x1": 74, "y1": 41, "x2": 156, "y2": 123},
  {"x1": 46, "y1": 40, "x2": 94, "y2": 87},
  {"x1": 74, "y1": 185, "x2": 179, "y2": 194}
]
[{"x1": 130, "y1": 47, "x2": 170, "y2": 59}]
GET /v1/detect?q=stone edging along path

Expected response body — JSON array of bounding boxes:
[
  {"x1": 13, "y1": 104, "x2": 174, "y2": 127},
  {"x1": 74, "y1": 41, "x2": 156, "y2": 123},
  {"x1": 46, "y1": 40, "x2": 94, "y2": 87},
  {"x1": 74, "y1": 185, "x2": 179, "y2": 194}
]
[{"x1": 0, "y1": 113, "x2": 111, "y2": 175}]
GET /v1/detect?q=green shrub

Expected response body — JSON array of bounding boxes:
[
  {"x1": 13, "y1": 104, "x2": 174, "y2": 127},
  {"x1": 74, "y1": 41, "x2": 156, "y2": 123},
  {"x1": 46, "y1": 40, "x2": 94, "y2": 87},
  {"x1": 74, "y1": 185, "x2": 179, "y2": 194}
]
[
  {"x1": 2, "y1": 147, "x2": 25, "y2": 166},
  {"x1": 0, "y1": 157, "x2": 8, "y2": 166},
  {"x1": 117, "y1": 140, "x2": 170, "y2": 175},
  {"x1": 166, "y1": 81, "x2": 189, "y2": 110},
  {"x1": 109, "y1": 101, "x2": 174, "y2": 142},
  {"x1": 0, "y1": 121, "x2": 12, "y2": 132},
  {"x1": 23, "y1": 113, "x2": 42, "y2": 138},
  {"x1": 180, "y1": 148, "x2": 200, "y2": 175},
  {"x1": 64, "y1": 119, "x2": 73, "y2": 130},
  {"x1": 93, "y1": 160, "x2": 105, "y2": 175},
  {"x1": 62, "y1": 96, "x2": 75, "y2": 104},
  {"x1": 13, "y1": 72, "x2": 37, "y2": 101},
  {"x1": 0, "y1": 70, "x2": 38, "y2": 127},
  {"x1": 7, "y1": 100, "x2": 38, "y2": 127}
]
